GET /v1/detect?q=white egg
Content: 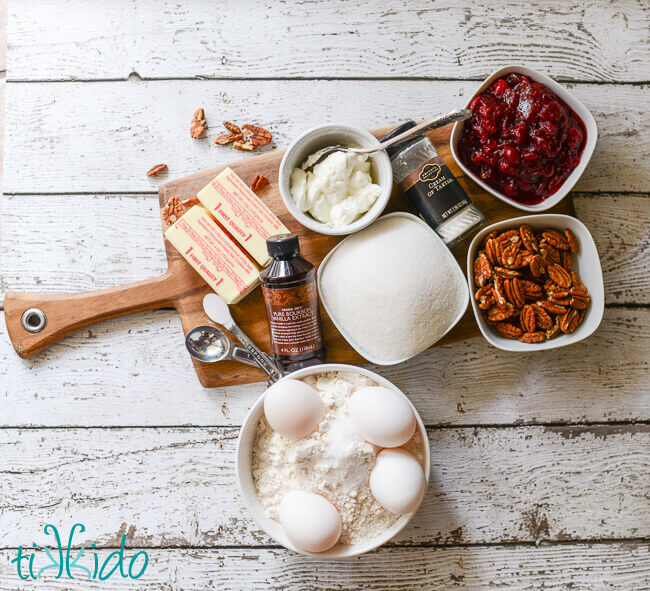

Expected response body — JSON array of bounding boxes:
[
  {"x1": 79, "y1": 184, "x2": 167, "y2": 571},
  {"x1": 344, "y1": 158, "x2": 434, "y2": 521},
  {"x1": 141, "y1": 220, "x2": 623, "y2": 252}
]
[
  {"x1": 279, "y1": 491, "x2": 342, "y2": 553},
  {"x1": 349, "y1": 386, "x2": 416, "y2": 447},
  {"x1": 263, "y1": 379, "x2": 324, "y2": 440},
  {"x1": 369, "y1": 448, "x2": 426, "y2": 514}
]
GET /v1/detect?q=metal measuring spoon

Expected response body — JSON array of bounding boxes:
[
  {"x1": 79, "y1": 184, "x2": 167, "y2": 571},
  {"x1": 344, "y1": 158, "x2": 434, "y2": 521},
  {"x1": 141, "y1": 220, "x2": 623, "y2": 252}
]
[
  {"x1": 301, "y1": 108, "x2": 473, "y2": 172},
  {"x1": 185, "y1": 325, "x2": 257, "y2": 367},
  {"x1": 202, "y1": 293, "x2": 284, "y2": 383}
]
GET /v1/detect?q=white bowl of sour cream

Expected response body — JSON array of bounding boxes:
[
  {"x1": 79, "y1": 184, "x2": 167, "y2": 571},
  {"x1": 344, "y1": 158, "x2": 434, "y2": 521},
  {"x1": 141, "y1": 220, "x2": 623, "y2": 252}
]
[{"x1": 278, "y1": 124, "x2": 393, "y2": 236}]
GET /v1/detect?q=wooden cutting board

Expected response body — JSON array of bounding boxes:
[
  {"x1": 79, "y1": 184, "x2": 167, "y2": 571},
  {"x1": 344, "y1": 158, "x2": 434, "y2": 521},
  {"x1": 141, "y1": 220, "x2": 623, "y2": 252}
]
[{"x1": 4, "y1": 124, "x2": 573, "y2": 386}]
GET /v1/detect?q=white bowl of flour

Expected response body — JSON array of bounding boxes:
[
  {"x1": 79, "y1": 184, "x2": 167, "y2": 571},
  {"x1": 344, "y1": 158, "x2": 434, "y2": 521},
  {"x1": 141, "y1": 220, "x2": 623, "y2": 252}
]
[{"x1": 236, "y1": 364, "x2": 430, "y2": 558}]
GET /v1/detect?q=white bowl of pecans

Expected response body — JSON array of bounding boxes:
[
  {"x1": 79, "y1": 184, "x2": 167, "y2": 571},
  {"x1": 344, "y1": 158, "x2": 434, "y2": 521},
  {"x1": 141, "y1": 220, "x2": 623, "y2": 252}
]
[{"x1": 467, "y1": 214, "x2": 604, "y2": 351}]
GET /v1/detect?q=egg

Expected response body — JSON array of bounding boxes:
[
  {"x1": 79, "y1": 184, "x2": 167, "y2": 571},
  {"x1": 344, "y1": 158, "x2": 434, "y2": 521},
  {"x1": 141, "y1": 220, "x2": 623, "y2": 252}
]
[
  {"x1": 369, "y1": 448, "x2": 426, "y2": 514},
  {"x1": 279, "y1": 491, "x2": 342, "y2": 553},
  {"x1": 349, "y1": 386, "x2": 416, "y2": 447},
  {"x1": 263, "y1": 379, "x2": 325, "y2": 440}
]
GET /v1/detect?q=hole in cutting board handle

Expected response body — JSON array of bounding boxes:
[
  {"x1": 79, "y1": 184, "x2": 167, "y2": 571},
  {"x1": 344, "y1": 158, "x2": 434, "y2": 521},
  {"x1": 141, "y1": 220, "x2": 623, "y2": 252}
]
[{"x1": 21, "y1": 308, "x2": 47, "y2": 333}]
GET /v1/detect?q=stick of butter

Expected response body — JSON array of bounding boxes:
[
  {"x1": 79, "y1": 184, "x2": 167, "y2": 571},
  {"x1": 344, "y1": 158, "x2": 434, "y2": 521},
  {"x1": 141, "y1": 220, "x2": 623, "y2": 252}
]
[
  {"x1": 165, "y1": 205, "x2": 260, "y2": 304},
  {"x1": 197, "y1": 167, "x2": 288, "y2": 267}
]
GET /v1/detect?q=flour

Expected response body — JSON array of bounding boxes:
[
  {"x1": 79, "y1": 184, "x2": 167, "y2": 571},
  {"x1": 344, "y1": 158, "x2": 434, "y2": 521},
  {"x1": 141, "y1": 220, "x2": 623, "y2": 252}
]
[
  {"x1": 319, "y1": 215, "x2": 467, "y2": 362},
  {"x1": 252, "y1": 371, "x2": 423, "y2": 544}
]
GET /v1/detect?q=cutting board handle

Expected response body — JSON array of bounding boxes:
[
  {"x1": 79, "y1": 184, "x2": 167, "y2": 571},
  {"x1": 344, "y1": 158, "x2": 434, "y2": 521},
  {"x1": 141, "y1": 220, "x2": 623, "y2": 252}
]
[{"x1": 4, "y1": 271, "x2": 179, "y2": 359}]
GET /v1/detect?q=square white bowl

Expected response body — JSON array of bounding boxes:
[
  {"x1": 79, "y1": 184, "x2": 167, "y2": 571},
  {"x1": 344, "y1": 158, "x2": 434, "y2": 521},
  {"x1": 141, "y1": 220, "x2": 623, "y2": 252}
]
[
  {"x1": 317, "y1": 212, "x2": 469, "y2": 365},
  {"x1": 449, "y1": 65, "x2": 598, "y2": 212},
  {"x1": 235, "y1": 363, "x2": 430, "y2": 559},
  {"x1": 467, "y1": 214, "x2": 604, "y2": 352}
]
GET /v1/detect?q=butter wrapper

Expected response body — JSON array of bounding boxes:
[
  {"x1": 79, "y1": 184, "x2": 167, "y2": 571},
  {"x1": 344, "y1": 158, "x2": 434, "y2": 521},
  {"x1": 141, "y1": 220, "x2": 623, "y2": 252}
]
[
  {"x1": 198, "y1": 167, "x2": 288, "y2": 267},
  {"x1": 165, "y1": 205, "x2": 259, "y2": 304}
]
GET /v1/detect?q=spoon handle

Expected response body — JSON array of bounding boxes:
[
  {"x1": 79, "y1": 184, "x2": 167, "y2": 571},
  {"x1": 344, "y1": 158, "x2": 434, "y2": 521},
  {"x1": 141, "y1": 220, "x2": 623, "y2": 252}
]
[
  {"x1": 227, "y1": 321, "x2": 284, "y2": 382},
  {"x1": 359, "y1": 108, "x2": 473, "y2": 155},
  {"x1": 230, "y1": 345, "x2": 258, "y2": 367}
]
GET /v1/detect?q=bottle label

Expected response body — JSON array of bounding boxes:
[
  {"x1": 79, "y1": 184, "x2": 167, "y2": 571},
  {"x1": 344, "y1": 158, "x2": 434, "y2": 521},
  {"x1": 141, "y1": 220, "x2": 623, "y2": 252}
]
[
  {"x1": 401, "y1": 156, "x2": 471, "y2": 227},
  {"x1": 261, "y1": 281, "x2": 323, "y2": 357}
]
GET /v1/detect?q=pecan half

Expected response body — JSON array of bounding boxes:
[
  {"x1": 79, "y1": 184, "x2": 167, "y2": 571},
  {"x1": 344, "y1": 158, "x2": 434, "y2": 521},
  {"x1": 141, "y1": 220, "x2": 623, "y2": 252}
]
[
  {"x1": 493, "y1": 266, "x2": 521, "y2": 279},
  {"x1": 560, "y1": 250, "x2": 573, "y2": 271},
  {"x1": 571, "y1": 270, "x2": 583, "y2": 287},
  {"x1": 504, "y1": 278, "x2": 525, "y2": 308},
  {"x1": 214, "y1": 132, "x2": 243, "y2": 145},
  {"x1": 190, "y1": 108, "x2": 206, "y2": 139},
  {"x1": 147, "y1": 163, "x2": 167, "y2": 177},
  {"x1": 536, "y1": 299, "x2": 567, "y2": 315},
  {"x1": 559, "y1": 309, "x2": 580, "y2": 334},
  {"x1": 519, "y1": 224, "x2": 538, "y2": 252},
  {"x1": 496, "y1": 322, "x2": 523, "y2": 339},
  {"x1": 482, "y1": 230, "x2": 499, "y2": 247},
  {"x1": 501, "y1": 244, "x2": 522, "y2": 268},
  {"x1": 532, "y1": 304, "x2": 553, "y2": 330},
  {"x1": 520, "y1": 305, "x2": 536, "y2": 333},
  {"x1": 570, "y1": 285, "x2": 591, "y2": 310},
  {"x1": 547, "y1": 263, "x2": 572, "y2": 288},
  {"x1": 485, "y1": 239, "x2": 499, "y2": 265},
  {"x1": 540, "y1": 243, "x2": 561, "y2": 265},
  {"x1": 474, "y1": 252, "x2": 492, "y2": 287},
  {"x1": 242, "y1": 124, "x2": 272, "y2": 146},
  {"x1": 530, "y1": 254, "x2": 547, "y2": 278},
  {"x1": 487, "y1": 306, "x2": 517, "y2": 323},
  {"x1": 564, "y1": 229, "x2": 579, "y2": 253},
  {"x1": 475, "y1": 285, "x2": 494, "y2": 310},
  {"x1": 492, "y1": 278, "x2": 508, "y2": 309},
  {"x1": 541, "y1": 229, "x2": 570, "y2": 250},
  {"x1": 223, "y1": 121, "x2": 241, "y2": 134},
  {"x1": 162, "y1": 196, "x2": 184, "y2": 225},
  {"x1": 520, "y1": 279, "x2": 543, "y2": 300},
  {"x1": 250, "y1": 174, "x2": 269, "y2": 192},
  {"x1": 182, "y1": 195, "x2": 200, "y2": 207},
  {"x1": 519, "y1": 331, "x2": 546, "y2": 343},
  {"x1": 546, "y1": 323, "x2": 561, "y2": 340},
  {"x1": 233, "y1": 140, "x2": 256, "y2": 152}
]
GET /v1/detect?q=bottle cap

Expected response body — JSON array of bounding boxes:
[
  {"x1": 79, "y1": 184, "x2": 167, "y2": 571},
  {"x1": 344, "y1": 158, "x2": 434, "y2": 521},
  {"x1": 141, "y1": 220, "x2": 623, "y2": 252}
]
[
  {"x1": 380, "y1": 121, "x2": 417, "y2": 158},
  {"x1": 267, "y1": 233, "x2": 300, "y2": 257}
]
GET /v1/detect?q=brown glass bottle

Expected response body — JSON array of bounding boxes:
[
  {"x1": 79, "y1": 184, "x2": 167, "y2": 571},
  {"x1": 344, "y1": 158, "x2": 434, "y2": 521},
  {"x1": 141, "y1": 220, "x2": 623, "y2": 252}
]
[{"x1": 260, "y1": 234, "x2": 326, "y2": 371}]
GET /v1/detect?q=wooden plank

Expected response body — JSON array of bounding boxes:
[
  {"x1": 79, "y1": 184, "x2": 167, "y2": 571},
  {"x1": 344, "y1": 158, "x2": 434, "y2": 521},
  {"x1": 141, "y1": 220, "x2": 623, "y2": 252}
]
[
  {"x1": 0, "y1": 543, "x2": 648, "y2": 590},
  {"x1": 3, "y1": 80, "x2": 648, "y2": 194},
  {"x1": 2, "y1": 193, "x2": 647, "y2": 305},
  {"x1": 1, "y1": 307, "x2": 648, "y2": 427},
  {"x1": 1, "y1": 425, "x2": 648, "y2": 548},
  {"x1": 7, "y1": 0, "x2": 649, "y2": 83}
]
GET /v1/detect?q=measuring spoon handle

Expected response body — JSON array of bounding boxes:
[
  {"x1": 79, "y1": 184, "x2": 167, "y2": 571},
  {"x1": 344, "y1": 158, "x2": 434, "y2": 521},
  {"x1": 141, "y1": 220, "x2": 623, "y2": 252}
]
[
  {"x1": 229, "y1": 345, "x2": 258, "y2": 367},
  {"x1": 228, "y1": 322, "x2": 283, "y2": 382}
]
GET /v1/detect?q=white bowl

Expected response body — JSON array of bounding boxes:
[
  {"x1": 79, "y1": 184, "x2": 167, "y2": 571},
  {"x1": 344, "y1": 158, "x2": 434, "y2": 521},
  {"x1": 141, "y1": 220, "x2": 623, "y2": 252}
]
[
  {"x1": 467, "y1": 214, "x2": 604, "y2": 352},
  {"x1": 278, "y1": 124, "x2": 393, "y2": 235},
  {"x1": 317, "y1": 212, "x2": 469, "y2": 365},
  {"x1": 235, "y1": 363, "x2": 430, "y2": 559},
  {"x1": 450, "y1": 65, "x2": 598, "y2": 212}
]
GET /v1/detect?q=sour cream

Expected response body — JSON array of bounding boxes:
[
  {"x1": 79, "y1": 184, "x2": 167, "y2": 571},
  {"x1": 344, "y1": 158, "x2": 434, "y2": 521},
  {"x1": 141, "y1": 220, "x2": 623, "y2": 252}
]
[{"x1": 290, "y1": 151, "x2": 381, "y2": 226}]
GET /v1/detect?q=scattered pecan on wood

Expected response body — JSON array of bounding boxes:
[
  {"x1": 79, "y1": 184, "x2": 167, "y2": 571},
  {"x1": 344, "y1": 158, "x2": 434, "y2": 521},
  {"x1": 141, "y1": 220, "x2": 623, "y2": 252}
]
[
  {"x1": 472, "y1": 224, "x2": 590, "y2": 344},
  {"x1": 250, "y1": 174, "x2": 269, "y2": 192},
  {"x1": 190, "y1": 108, "x2": 207, "y2": 139},
  {"x1": 182, "y1": 196, "x2": 200, "y2": 208},
  {"x1": 162, "y1": 196, "x2": 184, "y2": 225},
  {"x1": 147, "y1": 163, "x2": 167, "y2": 177}
]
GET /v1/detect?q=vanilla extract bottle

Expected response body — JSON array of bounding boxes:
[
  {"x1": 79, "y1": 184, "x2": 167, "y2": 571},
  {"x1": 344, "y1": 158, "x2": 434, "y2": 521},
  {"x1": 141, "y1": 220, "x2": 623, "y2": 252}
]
[
  {"x1": 260, "y1": 234, "x2": 326, "y2": 372},
  {"x1": 382, "y1": 120, "x2": 484, "y2": 246}
]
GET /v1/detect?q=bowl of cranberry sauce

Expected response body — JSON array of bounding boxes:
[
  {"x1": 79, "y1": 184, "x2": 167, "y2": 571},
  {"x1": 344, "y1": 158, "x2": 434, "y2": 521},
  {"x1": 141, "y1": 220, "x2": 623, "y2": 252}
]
[{"x1": 450, "y1": 66, "x2": 597, "y2": 212}]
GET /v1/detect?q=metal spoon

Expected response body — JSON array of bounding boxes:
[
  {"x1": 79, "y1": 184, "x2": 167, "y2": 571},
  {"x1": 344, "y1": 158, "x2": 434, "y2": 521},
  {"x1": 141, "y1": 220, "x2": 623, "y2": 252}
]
[
  {"x1": 301, "y1": 108, "x2": 473, "y2": 172},
  {"x1": 185, "y1": 325, "x2": 258, "y2": 366},
  {"x1": 202, "y1": 293, "x2": 284, "y2": 383}
]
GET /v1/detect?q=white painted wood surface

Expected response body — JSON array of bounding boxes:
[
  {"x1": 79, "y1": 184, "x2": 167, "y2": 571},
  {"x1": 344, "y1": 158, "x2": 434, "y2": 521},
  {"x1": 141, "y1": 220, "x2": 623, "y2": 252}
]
[
  {"x1": 4, "y1": 80, "x2": 648, "y2": 193},
  {"x1": 7, "y1": 0, "x2": 649, "y2": 83},
  {"x1": 1, "y1": 543, "x2": 648, "y2": 590},
  {"x1": 2, "y1": 426, "x2": 648, "y2": 547},
  {"x1": 1, "y1": 1, "x2": 648, "y2": 588},
  {"x1": 1, "y1": 308, "x2": 648, "y2": 428}
]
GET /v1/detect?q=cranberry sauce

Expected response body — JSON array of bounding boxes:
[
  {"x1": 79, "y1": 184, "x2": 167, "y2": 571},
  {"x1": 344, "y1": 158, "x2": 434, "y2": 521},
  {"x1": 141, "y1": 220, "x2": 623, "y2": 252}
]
[{"x1": 457, "y1": 73, "x2": 586, "y2": 205}]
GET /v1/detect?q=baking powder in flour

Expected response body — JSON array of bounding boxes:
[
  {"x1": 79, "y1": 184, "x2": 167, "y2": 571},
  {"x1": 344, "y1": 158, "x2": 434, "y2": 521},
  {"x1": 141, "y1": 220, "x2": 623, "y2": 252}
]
[{"x1": 252, "y1": 371, "x2": 423, "y2": 544}]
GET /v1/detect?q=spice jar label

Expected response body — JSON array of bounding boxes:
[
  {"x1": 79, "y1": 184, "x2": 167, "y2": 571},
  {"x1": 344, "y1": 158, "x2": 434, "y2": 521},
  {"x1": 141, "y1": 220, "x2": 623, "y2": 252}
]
[
  {"x1": 401, "y1": 156, "x2": 470, "y2": 227},
  {"x1": 261, "y1": 282, "x2": 324, "y2": 357}
]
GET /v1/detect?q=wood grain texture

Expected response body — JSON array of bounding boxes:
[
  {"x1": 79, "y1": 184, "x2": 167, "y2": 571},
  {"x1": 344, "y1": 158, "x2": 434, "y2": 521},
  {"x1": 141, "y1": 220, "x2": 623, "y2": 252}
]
[
  {"x1": 7, "y1": 0, "x2": 649, "y2": 83},
  {"x1": 4, "y1": 81, "x2": 648, "y2": 194},
  {"x1": 1, "y1": 307, "x2": 648, "y2": 428},
  {"x1": 1, "y1": 425, "x2": 648, "y2": 548},
  {"x1": 0, "y1": 543, "x2": 648, "y2": 590},
  {"x1": 3, "y1": 193, "x2": 647, "y2": 305}
]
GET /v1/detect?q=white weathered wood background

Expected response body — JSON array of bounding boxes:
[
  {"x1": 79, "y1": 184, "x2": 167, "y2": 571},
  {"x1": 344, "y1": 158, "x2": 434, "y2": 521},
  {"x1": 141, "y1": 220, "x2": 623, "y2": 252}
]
[{"x1": 0, "y1": 1, "x2": 648, "y2": 589}]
